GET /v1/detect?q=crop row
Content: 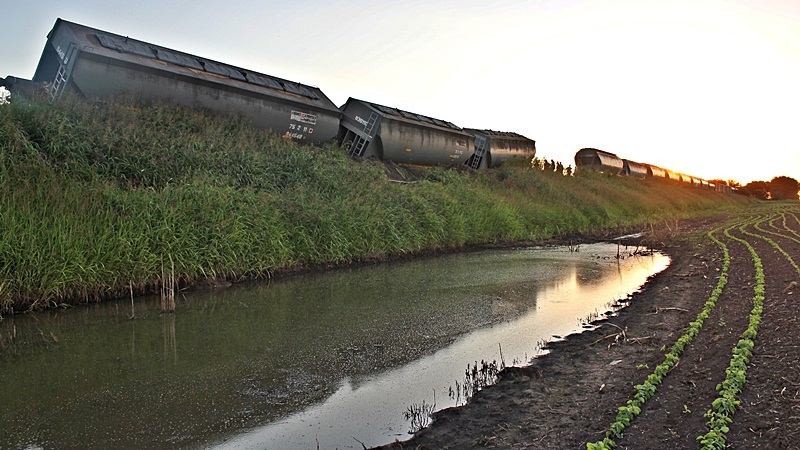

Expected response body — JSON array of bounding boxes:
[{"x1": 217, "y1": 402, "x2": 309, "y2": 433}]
[
  {"x1": 750, "y1": 216, "x2": 800, "y2": 273},
  {"x1": 696, "y1": 222, "x2": 766, "y2": 448},
  {"x1": 589, "y1": 205, "x2": 799, "y2": 449},
  {"x1": 698, "y1": 210, "x2": 799, "y2": 448},
  {"x1": 586, "y1": 220, "x2": 736, "y2": 449}
]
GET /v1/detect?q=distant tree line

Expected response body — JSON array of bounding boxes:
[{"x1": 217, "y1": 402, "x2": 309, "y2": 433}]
[{"x1": 725, "y1": 176, "x2": 800, "y2": 200}]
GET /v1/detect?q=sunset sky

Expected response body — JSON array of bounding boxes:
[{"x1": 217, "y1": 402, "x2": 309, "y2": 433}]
[{"x1": 2, "y1": 0, "x2": 799, "y2": 185}]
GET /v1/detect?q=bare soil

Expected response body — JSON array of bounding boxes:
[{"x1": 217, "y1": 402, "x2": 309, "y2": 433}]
[{"x1": 377, "y1": 211, "x2": 800, "y2": 449}]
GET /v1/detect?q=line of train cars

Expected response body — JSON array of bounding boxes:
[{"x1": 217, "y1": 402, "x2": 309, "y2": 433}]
[
  {"x1": 1, "y1": 19, "x2": 535, "y2": 171},
  {"x1": 573, "y1": 148, "x2": 733, "y2": 193},
  {"x1": 1, "y1": 19, "x2": 732, "y2": 194}
]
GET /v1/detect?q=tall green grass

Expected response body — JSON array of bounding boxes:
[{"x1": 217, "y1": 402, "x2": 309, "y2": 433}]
[{"x1": 0, "y1": 95, "x2": 752, "y2": 312}]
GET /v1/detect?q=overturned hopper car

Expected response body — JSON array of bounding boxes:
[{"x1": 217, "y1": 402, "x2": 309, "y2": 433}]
[
  {"x1": 574, "y1": 148, "x2": 624, "y2": 175},
  {"x1": 338, "y1": 98, "x2": 474, "y2": 166},
  {"x1": 30, "y1": 19, "x2": 341, "y2": 145},
  {"x1": 462, "y1": 129, "x2": 536, "y2": 169}
]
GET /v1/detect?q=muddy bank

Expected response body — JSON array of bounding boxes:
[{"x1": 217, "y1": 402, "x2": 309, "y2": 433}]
[{"x1": 378, "y1": 212, "x2": 800, "y2": 449}]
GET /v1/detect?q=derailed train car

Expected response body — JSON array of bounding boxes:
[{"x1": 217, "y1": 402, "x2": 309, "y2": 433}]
[
  {"x1": 28, "y1": 19, "x2": 341, "y2": 145},
  {"x1": 462, "y1": 129, "x2": 536, "y2": 169},
  {"x1": 7, "y1": 18, "x2": 545, "y2": 172},
  {"x1": 338, "y1": 98, "x2": 475, "y2": 166}
]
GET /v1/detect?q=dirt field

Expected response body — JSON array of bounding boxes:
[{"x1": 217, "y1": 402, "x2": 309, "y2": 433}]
[{"x1": 378, "y1": 206, "x2": 800, "y2": 449}]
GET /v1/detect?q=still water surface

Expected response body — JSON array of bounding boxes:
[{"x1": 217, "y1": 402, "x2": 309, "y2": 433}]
[{"x1": 0, "y1": 243, "x2": 668, "y2": 449}]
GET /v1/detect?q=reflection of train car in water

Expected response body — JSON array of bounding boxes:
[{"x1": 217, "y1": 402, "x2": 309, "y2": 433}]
[
  {"x1": 574, "y1": 148, "x2": 732, "y2": 192},
  {"x1": 6, "y1": 18, "x2": 535, "y2": 171}
]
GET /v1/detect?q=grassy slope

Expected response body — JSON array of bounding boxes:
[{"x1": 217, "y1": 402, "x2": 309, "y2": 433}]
[{"x1": 0, "y1": 95, "x2": 753, "y2": 312}]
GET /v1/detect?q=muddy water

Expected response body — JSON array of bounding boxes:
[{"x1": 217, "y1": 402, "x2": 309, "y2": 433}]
[{"x1": 0, "y1": 243, "x2": 668, "y2": 449}]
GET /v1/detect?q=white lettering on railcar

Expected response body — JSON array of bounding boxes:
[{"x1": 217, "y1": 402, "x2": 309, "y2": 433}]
[
  {"x1": 291, "y1": 111, "x2": 317, "y2": 125},
  {"x1": 56, "y1": 45, "x2": 67, "y2": 63}
]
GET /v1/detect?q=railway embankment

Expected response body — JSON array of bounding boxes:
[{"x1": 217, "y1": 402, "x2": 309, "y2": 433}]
[{"x1": 0, "y1": 96, "x2": 753, "y2": 313}]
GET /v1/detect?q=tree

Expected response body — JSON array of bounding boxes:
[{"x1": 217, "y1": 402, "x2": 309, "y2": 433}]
[
  {"x1": 770, "y1": 176, "x2": 800, "y2": 200},
  {"x1": 740, "y1": 181, "x2": 770, "y2": 199}
]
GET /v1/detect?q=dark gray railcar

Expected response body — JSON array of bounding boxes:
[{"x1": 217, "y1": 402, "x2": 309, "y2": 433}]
[
  {"x1": 622, "y1": 159, "x2": 648, "y2": 179},
  {"x1": 31, "y1": 19, "x2": 340, "y2": 145},
  {"x1": 338, "y1": 98, "x2": 474, "y2": 166},
  {"x1": 574, "y1": 148, "x2": 624, "y2": 174},
  {"x1": 462, "y1": 129, "x2": 536, "y2": 169}
]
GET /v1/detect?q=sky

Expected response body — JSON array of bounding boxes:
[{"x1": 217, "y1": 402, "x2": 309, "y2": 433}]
[{"x1": 2, "y1": 0, "x2": 799, "y2": 185}]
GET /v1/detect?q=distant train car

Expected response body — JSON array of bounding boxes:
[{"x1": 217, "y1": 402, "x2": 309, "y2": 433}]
[
  {"x1": 664, "y1": 170, "x2": 681, "y2": 183},
  {"x1": 463, "y1": 129, "x2": 536, "y2": 169},
  {"x1": 646, "y1": 165, "x2": 667, "y2": 179},
  {"x1": 574, "y1": 148, "x2": 624, "y2": 174},
  {"x1": 573, "y1": 146, "x2": 727, "y2": 192},
  {"x1": 30, "y1": 19, "x2": 341, "y2": 145},
  {"x1": 622, "y1": 159, "x2": 648, "y2": 179},
  {"x1": 338, "y1": 98, "x2": 474, "y2": 166}
]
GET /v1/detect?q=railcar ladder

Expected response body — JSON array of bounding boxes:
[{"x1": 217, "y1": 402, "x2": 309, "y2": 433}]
[
  {"x1": 348, "y1": 112, "x2": 378, "y2": 157},
  {"x1": 49, "y1": 44, "x2": 77, "y2": 99},
  {"x1": 470, "y1": 135, "x2": 488, "y2": 169},
  {"x1": 50, "y1": 65, "x2": 68, "y2": 99}
]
